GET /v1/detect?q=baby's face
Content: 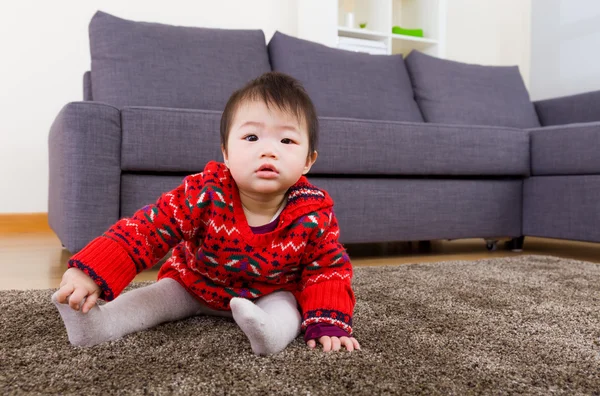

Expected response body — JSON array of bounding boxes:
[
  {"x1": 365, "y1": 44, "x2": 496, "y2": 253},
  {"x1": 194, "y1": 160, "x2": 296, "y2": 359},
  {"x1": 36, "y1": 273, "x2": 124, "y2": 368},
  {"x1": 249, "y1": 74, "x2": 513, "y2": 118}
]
[{"x1": 223, "y1": 100, "x2": 316, "y2": 197}]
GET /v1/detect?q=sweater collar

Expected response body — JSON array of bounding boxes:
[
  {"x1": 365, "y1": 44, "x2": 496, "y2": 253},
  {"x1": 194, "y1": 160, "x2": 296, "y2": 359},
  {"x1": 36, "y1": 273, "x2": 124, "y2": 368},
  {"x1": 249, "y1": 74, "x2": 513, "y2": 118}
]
[{"x1": 209, "y1": 162, "x2": 333, "y2": 243}]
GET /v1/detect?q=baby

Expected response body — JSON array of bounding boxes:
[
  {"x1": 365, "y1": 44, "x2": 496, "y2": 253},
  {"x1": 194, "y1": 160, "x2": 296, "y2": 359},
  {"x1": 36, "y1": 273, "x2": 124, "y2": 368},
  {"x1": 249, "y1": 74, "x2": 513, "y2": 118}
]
[{"x1": 53, "y1": 71, "x2": 360, "y2": 354}]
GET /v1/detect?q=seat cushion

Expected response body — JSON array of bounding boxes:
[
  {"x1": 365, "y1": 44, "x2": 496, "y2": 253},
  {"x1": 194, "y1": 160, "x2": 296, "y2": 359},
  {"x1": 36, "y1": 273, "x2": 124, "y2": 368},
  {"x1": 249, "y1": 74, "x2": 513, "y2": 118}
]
[
  {"x1": 530, "y1": 122, "x2": 600, "y2": 175},
  {"x1": 120, "y1": 107, "x2": 223, "y2": 172},
  {"x1": 405, "y1": 50, "x2": 540, "y2": 129},
  {"x1": 268, "y1": 31, "x2": 423, "y2": 122},
  {"x1": 310, "y1": 117, "x2": 530, "y2": 176},
  {"x1": 120, "y1": 107, "x2": 529, "y2": 176},
  {"x1": 89, "y1": 11, "x2": 270, "y2": 110}
]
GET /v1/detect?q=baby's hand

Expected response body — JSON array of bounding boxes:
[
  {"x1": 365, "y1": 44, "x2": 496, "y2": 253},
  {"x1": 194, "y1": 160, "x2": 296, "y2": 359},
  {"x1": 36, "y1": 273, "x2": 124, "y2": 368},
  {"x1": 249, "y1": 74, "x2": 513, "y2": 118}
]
[
  {"x1": 54, "y1": 267, "x2": 101, "y2": 313},
  {"x1": 307, "y1": 336, "x2": 361, "y2": 352}
]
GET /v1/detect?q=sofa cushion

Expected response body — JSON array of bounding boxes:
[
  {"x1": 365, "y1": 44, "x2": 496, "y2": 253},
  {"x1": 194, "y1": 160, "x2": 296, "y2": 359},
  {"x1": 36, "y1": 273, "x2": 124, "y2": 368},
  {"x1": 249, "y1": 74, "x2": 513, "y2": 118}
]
[
  {"x1": 405, "y1": 50, "x2": 540, "y2": 129},
  {"x1": 89, "y1": 11, "x2": 271, "y2": 110},
  {"x1": 120, "y1": 107, "x2": 529, "y2": 176},
  {"x1": 268, "y1": 31, "x2": 423, "y2": 122},
  {"x1": 311, "y1": 117, "x2": 529, "y2": 176},
  {"x1": 529, "y1": 122, "x2": 600, "y2": 175},
  {"x1": 120, "y1": 107, "x2": 223, "y2": 172}
]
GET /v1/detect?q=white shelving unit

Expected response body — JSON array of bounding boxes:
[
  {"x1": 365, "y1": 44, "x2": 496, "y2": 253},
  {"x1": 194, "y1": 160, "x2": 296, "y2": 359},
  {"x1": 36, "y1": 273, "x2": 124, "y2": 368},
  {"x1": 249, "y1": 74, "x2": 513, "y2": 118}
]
[
  {"x1": 337, "y1": 26, "x2": 389, "y2": 40},
  {"x1": 336, "y1": 0, "x2": 447, "y2": 57}
]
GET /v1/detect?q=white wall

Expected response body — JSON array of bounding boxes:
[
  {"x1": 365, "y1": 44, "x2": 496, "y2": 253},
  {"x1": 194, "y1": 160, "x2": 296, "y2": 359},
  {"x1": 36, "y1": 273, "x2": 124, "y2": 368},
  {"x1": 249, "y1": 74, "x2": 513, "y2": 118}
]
[
  {"x1": 297, "y1": 0, "x2": 338, "y2": 47},
  {"x1": 445, "y1": 0, "x2": 532, "y2": 89},
  {"x1": 0, "y1": 0, "x2": 298, "y2": 214},
  {"x1": 530, "y1": 0, "x2": 600, "y2": 100}
]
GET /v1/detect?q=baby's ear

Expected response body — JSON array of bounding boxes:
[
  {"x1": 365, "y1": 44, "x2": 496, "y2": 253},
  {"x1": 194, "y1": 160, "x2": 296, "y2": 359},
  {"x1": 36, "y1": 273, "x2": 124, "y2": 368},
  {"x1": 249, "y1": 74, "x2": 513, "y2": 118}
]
[
  {"x1": 303, "y1": 151, "x2": 318, "y2": 174},
  {"x1": 221, "y1": 145, "x2": 229, "y2": 167}
]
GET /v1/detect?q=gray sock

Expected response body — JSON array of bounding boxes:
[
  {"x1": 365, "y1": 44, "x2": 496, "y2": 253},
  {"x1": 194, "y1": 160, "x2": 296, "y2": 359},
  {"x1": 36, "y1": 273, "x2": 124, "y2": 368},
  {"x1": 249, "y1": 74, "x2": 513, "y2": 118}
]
[
  {"x1": 230, "y1": 291, "x2": 301, "y2": 355},
  {"x1": 52, "y1": 278, "x2": 207, "y2": 347}
]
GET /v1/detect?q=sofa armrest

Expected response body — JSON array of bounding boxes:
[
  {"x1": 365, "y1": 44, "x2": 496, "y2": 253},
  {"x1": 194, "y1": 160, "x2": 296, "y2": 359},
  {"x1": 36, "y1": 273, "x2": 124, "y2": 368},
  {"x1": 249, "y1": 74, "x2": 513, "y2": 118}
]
[
  {"x1": 48, "y1": 101, "x2": 121, "y2": 253},
  {"x1": 534, "y1": 90, "x2": 600, "y2": 126}
]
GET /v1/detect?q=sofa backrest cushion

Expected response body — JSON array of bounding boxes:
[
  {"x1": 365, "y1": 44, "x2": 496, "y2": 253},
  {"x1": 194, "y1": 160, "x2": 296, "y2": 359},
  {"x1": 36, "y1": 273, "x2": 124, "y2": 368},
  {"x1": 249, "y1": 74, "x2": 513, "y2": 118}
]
[
  {"x1": 405, "y1": 50, "x2": 540, "y2": 128},
  {"x1": 268, "y1": 31, "x2": 423, "y2": 122},
  {"x1": 89, "y1": 11, "x2": 271, "y2": 110}
]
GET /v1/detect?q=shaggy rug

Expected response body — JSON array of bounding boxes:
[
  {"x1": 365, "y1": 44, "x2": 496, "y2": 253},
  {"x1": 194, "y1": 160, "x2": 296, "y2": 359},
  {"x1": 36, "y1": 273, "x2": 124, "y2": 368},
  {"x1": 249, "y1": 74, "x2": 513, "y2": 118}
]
[{"x1": 1, "y1": 255, "x2": 600, "y2": 395}]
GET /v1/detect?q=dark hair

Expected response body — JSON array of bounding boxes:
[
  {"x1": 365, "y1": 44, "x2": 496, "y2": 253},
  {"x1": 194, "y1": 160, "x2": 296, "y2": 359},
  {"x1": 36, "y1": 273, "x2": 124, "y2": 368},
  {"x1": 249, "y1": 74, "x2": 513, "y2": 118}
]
[{"x1": 220, "y1": 71, "x2": 318, "y2": 157}]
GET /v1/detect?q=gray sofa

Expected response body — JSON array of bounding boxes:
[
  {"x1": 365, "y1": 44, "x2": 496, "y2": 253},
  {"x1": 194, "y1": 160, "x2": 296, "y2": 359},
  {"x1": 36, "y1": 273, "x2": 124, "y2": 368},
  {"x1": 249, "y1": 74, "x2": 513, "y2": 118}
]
[{"x1": 49, "y1": 11, "x2": 600, "y2": 254}]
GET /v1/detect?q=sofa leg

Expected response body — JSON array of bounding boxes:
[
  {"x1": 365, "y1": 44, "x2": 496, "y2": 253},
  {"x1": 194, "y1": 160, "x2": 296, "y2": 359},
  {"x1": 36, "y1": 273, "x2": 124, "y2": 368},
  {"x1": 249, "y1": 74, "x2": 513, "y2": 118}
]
[
  {"x1": 418, "y1": 240, "x2": 432, "y2": 251},
  {"x1": 505, "y1": 236, "x2": 525, "y2": 252},
  {"x1": 485, "y1": 239, "x2": 498, "y2": 251}
]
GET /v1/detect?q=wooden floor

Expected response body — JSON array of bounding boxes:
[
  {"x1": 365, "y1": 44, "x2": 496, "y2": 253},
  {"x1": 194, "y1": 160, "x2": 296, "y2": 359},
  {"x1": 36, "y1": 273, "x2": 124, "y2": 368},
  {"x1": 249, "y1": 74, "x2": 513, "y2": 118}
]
[{"x1": 1, "y1": 231, "x2": 599, "y2": 291}]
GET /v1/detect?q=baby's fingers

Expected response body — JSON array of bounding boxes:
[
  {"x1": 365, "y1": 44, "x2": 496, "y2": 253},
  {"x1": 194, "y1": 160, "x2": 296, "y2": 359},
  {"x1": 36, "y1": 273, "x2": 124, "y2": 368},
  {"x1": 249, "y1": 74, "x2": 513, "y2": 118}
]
[
  {"x1": 339, "y1": 336, "x2": 355, "y2": 351},
  {"x1": 331, "y1": 337, "x2": 342, "y2": 351},
  {"x1": 307, "y1": 339, "x2": 317, "y2": 349},
  {"x1": 319, "y1": 336, "x2": 332, "y2": 352},
  {"x1": 81, "y1": 291, "x2": 99, "y2": 313},
  {"x1": 54, "y1": 284, "x2": 74, "y2": 304},
  {"x1": 68, "y1": 287, "x2": 89, "y2": 311}
]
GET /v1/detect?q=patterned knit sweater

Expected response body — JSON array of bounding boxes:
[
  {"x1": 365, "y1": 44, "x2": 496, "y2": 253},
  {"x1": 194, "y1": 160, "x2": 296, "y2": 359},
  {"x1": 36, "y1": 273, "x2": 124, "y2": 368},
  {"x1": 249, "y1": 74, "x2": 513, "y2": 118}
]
[{"x1": 68, "y1": 161, "x2": 355, "y2": 334}]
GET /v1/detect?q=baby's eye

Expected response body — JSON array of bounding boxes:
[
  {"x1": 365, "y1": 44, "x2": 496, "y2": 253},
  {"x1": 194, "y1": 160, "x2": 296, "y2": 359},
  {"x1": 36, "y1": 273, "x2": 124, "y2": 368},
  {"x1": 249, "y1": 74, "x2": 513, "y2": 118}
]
[
  {"x1": 281, "y1": 138, "x2": 294, "y2": 144},
  {"x1": 244, "y1": 135, "x2": 258, "y2": 142}
]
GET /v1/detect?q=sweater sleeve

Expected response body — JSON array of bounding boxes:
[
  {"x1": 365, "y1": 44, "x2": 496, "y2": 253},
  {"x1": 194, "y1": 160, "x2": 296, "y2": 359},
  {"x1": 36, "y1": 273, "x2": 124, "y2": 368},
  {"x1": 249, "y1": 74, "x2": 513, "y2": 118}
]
[
  {"x1": 67, "y1": 170, "x2": 212, "y2": 301},
  {"x1": 297, "y1": 208, "x2": 355, "y2": 335},
  {"x1": 304, "y1": 323, "x2": 350, "y2": 342}
]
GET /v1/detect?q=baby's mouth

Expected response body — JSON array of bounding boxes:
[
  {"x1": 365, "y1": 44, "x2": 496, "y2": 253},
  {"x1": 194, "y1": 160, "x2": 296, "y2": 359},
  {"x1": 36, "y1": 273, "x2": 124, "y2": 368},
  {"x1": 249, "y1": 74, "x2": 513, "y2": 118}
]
[
  {"x1": 257, "y1": 164, "x2": 278, "y2": 173},
  {"x1": 256, "y1": 164, "x2": 279, "y2": 178}
]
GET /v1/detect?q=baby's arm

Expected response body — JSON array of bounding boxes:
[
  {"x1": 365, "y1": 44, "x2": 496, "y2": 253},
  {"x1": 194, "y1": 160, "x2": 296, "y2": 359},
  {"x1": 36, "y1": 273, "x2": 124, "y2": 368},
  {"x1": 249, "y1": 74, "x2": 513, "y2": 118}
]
[
  {"x1": 297, "y1": 208, "x2": 358, "y2": 351},
  {"x1": 62, "y1": 169, "x2": 213, "y2": 304}
]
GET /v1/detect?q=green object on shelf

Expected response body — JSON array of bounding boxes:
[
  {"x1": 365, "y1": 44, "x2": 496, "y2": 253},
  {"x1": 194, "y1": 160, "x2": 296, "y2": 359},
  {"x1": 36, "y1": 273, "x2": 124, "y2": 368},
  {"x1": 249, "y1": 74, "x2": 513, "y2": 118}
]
[
  {"x1": 359, "y1": 22, "x2": 367, "y2": 29},
  {"x1": 392, "y1": 26, "x2": 423, "y2": 37}
]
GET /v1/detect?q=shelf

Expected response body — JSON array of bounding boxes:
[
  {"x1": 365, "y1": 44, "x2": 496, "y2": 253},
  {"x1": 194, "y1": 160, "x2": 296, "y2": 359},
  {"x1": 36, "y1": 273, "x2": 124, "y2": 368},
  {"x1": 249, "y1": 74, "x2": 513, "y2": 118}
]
[
  {"x1": 334, "y1": 0, "x2": 446, "y2": 57},
  {"x1": 391, "y1": 33, "x2": 437, "y2": 44},
  {"x1": 338, "y1": 27, "x2": 438, "y2": 46},
  {"x1": 337, "y1": 27, "x2": 389, "y2": 40}
]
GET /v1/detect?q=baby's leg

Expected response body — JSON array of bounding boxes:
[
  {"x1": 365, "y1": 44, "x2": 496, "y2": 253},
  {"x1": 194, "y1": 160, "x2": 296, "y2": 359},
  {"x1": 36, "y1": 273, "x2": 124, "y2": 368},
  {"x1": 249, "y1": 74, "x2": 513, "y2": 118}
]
[
  {"x1": 52, "y1": 278, "x2": 206, "y2": 347},
  {"x1": 230, "y1": 291, "x2": 301, "y2": 355}
]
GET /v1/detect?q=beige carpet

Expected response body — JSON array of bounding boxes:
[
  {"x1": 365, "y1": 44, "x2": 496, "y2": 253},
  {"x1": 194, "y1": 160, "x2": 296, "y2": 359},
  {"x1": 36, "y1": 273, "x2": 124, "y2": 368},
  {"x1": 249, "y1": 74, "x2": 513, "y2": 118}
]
[{"x1": 1, "y1": 255, "x2": 599, "y2": 395}]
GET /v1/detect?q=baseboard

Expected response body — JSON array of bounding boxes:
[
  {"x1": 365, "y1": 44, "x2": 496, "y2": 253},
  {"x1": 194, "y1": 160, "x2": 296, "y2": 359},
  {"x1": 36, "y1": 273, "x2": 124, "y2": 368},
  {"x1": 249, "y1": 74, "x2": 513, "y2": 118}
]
[{"x1": 0, "y1": 213, "x2": 50, "y2": 234}]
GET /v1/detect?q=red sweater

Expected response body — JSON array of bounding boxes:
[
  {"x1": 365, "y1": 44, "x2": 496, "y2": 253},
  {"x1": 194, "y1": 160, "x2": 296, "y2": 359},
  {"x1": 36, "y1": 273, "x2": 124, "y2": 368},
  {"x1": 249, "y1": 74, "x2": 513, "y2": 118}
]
[{"x1": 68, "y1": 161, "x2": 355, "y2": 334}]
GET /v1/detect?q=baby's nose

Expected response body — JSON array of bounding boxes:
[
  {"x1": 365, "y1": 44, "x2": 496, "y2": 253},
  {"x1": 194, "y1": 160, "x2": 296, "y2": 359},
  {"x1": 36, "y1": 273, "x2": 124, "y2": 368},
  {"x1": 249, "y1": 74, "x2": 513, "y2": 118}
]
[
  {"x1": 260, "y1": 143, "x2": 278, "y2": 158},
  {"x1": 261, "y1": 150, "x2": 277, "y2": 159}
]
